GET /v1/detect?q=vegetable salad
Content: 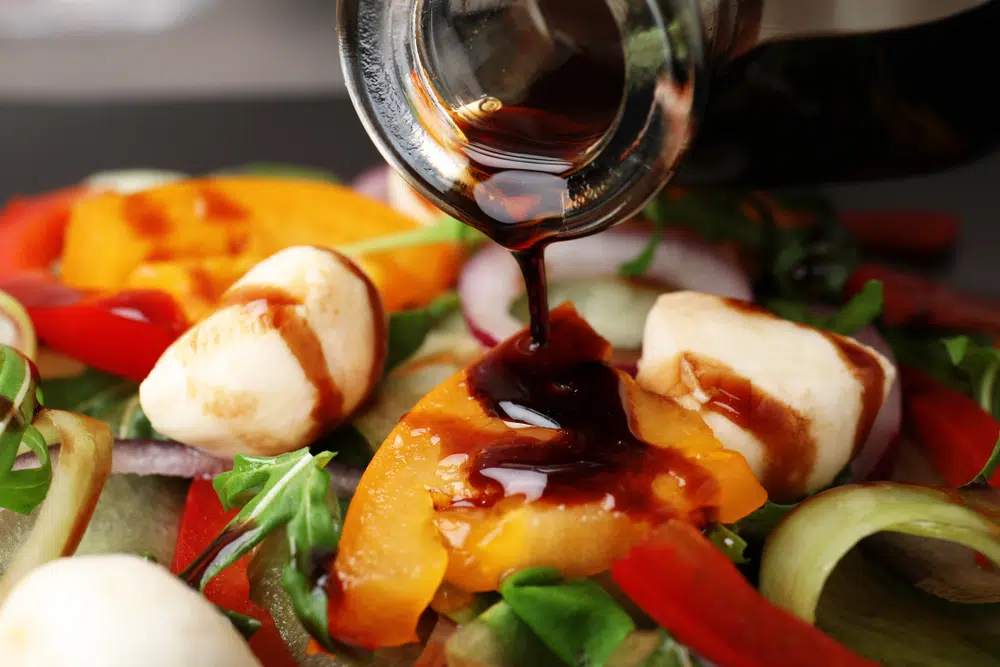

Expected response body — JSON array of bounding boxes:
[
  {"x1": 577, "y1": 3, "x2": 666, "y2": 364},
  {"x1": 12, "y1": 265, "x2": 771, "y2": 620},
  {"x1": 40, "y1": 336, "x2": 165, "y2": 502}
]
[{"x1": 0, "y1": 163, "x2": 997, "y2": 666}]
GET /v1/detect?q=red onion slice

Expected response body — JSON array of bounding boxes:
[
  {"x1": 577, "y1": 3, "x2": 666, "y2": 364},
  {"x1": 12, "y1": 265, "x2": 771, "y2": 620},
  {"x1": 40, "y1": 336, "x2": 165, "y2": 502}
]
[
  {"x1": 459, "y1": 229, "x2": 754, "y2": 351},
  {"x1": 14, "y1": 440, "x2": 363, "y2": 496},
  {"x1": 850, "y1": 324, "x2": 903, "y2": 481},
  {"x1": 350, "y1": 165, "x2": 390, "y2": 202}
]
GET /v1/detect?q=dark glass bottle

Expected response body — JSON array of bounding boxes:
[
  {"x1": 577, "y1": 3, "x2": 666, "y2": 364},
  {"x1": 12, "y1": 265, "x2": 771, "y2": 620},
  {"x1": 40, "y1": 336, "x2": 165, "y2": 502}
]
[{"x1": 678, "y1": 1, "x2": 1000, "y2": 187}]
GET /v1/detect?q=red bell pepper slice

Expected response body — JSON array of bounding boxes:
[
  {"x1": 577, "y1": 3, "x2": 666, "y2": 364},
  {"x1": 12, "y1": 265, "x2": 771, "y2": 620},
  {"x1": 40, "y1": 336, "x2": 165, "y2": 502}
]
[
  {"x1": 0, "y1": 273, "x2": 187, "y2": 381},
  {"x1": 611, "y1": 520, "x2": 879, "y2": 667},
  {"x1": 171, "y1": 479, "x2": 298, "y2": 667},
  {"x1": 846, "y1": 264, "x2": 1000, "y2": 334},
  {"x1": 839, "y1": 211, "x2": 959, "y2": 255},
  {"x1": 900, "y1": 367, "x2": 1000, "y2": 488},
  {"x1": 0, "y1": 187, "x2": 92, "y2": 277}
]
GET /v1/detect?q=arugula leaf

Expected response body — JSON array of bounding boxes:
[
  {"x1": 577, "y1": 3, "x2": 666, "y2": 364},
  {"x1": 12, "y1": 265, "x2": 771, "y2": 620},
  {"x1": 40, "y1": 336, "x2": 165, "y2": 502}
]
[
  {"x1": 944, "y1": 336, "x2": 1000, "y2": 416},
  {"x1": 767, "y1": 280, "x2": 884, "y2": 336},
  {"x1": 311, "y1": 425, "x2": 373, "y2": 469},
  {"x1": 337, "y1": 215, "x2": 486, "y2": 257},
  {"x1": 219, "y1": 608, "x2": 262, "y2": 640},
  {"x1": 824, "y1": 280, "x2": 884, "y2": 335},
  {"x1": 40, "y1": 369, "x2": 166, "y2": 440},
  {"x1": 179, "y1": 447, "x2": 343, "y2": 648},
  {"x1": 385, "y1": 291, "x2": 461, "y2": 373},
  {"x1": 738, "y1": 500, "x2": 798, "y2": 539},
  {"x1": 499, "y1": 567, "x2": 636, "y2": 667},
  {"x1": 705, "y1": 524, "x2": 748, "y2": 564},
  {"x1": 768, "y1": 223, "x2": 860, "y2": 302},
  {"x1": 619, "y1": 200, "x2": 667, "y2": 277},
  {"x1": 213, "y1": 163, "x2": 341, "y2": 182},
  {"x1": 0, "y1": 344, "x2": 51, "y2": 514}
]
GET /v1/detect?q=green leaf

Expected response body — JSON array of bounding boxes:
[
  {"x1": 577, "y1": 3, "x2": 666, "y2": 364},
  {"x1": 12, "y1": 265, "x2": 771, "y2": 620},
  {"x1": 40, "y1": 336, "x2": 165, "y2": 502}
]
[
  {"x1": 824, "y1": 279, "x2": 883, "y2": 335},
  {"x1": 447, "y1": 600, "x2": 562, "y2": 667},
  {"x1": 40, "y1": 369, "x2": 167, "y2": 440},
  {"x1": 944, "y1": 335, "x2": 1000, "y2": 417},
  {"x1": 619, "y1": 200, "x2": 666, "y2": 277},
  {"x1": 385, "y1": 291, "x2": 461, "y2": 373},
  {"x1": 0, "y1": 345, "x2": 51, "y2": 515},
  {"x1": 336, "y1": 215, "x2": 486, "y2": 257},
  {"x1": 499, "y1": 567, "x2": 636, "y2": 667},
  {"x1": 311, "y1": 425, "x2": 373, "y2": 469},
  {"x1": 181, "y1": 448, "x2": 337, "y2": 591},
  {"x1": 219, "y1": 607, "x2": 263, "y2": 640},
  {"x1": 213, "y1": 163, "x2": 341, "y2": 182},
  {"x1": 705, "y1": 524, "x2": 748, "y2": 564},
  {"x1": 768, "y1": 223, "x2": 860, "y2": 302},
  {"x1": 738, "y1": 500, "x2": 798, "y2": 539}
]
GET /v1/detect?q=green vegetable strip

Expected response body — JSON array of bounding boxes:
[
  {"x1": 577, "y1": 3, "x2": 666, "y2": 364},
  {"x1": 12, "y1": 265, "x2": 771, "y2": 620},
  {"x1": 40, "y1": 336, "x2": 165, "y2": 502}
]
[
  {"x1": 0, "y1": 291, "x2": 37, "y2": 362},
  {"x1": 0, "y1": 345, "x2": 48, "y2": 513},
  {"x1": 0, "y1": 408, "x2": 112, "y2": 604},
  {"x1": 336, "y1": 215, "x2": 485, "y2": 256},
  {"x1": 759, "y1": 483, "x2": 1000, "y2": 624}
]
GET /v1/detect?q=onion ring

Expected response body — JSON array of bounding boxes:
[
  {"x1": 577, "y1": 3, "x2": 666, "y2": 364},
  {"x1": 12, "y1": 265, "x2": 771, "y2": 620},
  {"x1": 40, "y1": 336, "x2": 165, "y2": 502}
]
[{"x1": 459, "y1": 229, "x2": 754, "y2": 357}]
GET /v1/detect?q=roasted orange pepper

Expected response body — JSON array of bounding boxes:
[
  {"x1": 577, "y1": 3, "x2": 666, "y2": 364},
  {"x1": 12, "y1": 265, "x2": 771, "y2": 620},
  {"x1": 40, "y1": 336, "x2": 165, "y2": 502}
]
[
  {"x1": 59, "y1": 177, "x2": 461, "y2": 320},
  {"x1": 326, "y1": 305, "x2": 767, "y2": 649}
]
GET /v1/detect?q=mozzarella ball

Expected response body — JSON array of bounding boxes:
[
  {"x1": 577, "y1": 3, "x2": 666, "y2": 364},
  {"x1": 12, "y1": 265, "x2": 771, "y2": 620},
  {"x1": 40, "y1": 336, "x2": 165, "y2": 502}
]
[
  {"x1": 140, "y1": 246, "x2": 387, "y2": 458},
  {"x1": 0, "y1": 555, "x2": 261, "y2": 667},
  {"x1": 637, "y1": 291, "x2": 896, "y2": 500}
]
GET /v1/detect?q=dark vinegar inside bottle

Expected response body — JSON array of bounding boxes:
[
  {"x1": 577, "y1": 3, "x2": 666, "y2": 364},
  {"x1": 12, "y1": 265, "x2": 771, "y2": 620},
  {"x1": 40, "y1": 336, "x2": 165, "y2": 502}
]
[{"x1": 441, "y1": 0, "x2": 628, "y2": 344}]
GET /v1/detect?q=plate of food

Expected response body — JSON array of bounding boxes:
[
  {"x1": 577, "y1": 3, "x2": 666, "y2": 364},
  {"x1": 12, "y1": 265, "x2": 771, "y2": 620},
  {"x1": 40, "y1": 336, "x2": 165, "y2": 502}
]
[{"x1": 0, "y1": 161, "x2": 997, "y2": 667}]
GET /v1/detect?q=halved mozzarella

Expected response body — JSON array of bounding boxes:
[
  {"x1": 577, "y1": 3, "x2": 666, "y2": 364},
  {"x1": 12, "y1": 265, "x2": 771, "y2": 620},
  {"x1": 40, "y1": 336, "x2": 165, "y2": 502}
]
[{"x1": 637, "y1": 291, "x2": 896, "y2": 500}]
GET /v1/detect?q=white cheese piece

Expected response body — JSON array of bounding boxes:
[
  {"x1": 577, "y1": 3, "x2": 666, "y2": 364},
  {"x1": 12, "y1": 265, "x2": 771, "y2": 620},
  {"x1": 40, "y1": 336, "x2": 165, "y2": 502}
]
[
  {"x1": 0, "y1": 554, "x2": 261, "y2": 667},
  {"x1": 637, "y1": 291, "x2": 896, "y2": 499},
  {"x1": 140, "y1": 246, "x2": 386, "y2": 458}
]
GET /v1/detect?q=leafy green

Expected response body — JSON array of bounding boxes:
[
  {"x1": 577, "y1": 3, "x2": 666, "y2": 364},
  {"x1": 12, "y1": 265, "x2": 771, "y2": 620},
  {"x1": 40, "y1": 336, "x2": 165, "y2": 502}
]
[
  {"x1": 213, "y1": 163, "x2": 341, "y2": 182},
  {"x1": 311, "y1": 425, "x2": 372, "y2": 469},
  {"x1": 824, "y1": 280, "x2": 884, "y2": 335},
  {"x1": 337, "y1": 215, "x2": 486, "y2": 257},
  {"x1": 499, "y1": 567, "x2": 635, "y2": 667},
  {"x1": 0, "y1": 344, "x2": 51, "y2": 514},
  {"x1": 768, "y1": 279, "x2": 884, "y2": 336},
  {"x1": 768, "y1": 223, "x2": 860, "y2": 302},
  {"x1": 179, "y1": 448, "x2": 343, "y2": 648},
  {"x1": 220, "y1": 608, "x2": 263, "y2": 640},
  {"x1": 705, "y1": 524, "x2": 748, "y2": 564},
  {"x1": 944, "y1": 336, "x2": 1000, "y2": 417},
  {"x1": 40, "y1": 369, "x2": 166, "y2": 440},
  {"x1": 738, "y1": 501, "x2": 798, "y2": 539},
  {"x1": 619, "y1": 200, "x2": 666, "y2": 277},
  {"x1": 447, "y1": 600, "x2": 561, "y2": 667},
  {"x1": 385, "y1": 291, "x2": 461, "y2": 373}
]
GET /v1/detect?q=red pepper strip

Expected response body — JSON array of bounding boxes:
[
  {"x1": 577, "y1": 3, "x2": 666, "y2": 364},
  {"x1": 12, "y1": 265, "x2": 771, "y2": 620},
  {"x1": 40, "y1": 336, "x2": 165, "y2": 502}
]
[
  {"x1": 0, "y1": 187, "x2": 92, "y2": 277},
  {"x1": 611, "y1": 520, "x2": 879, "y2": 667},
  {"x1": 900, "y1": 367, "x2": 1000, "y2": 488},
  {"x1": 839, "y1": 211, "x2": 960, "y2": 255},
  {"x1": 171, "y1": 479, "x2": 298, "y2": 667},
  {"x1": 0, "y1": 273, "x2": 187, "y2": 381},
  {"x1": 846, "y1": 264, "x2": 1000, "y2": 334}
]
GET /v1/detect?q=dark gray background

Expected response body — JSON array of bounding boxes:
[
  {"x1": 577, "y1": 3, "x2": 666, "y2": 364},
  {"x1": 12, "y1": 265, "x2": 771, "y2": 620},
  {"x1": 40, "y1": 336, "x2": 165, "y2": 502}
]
[{"x1": 0, "y1": 95, "x2": 996, "y2": 294}]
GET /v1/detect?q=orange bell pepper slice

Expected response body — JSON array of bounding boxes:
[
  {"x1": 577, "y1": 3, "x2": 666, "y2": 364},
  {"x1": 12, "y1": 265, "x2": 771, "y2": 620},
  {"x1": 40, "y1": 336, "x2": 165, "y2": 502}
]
[
  {"x1": 59, "y1": 177, "x2": 461, "y2": 320},
  {"x1": 326, "y1": 305, "x2": 766, "y2": 649}
]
